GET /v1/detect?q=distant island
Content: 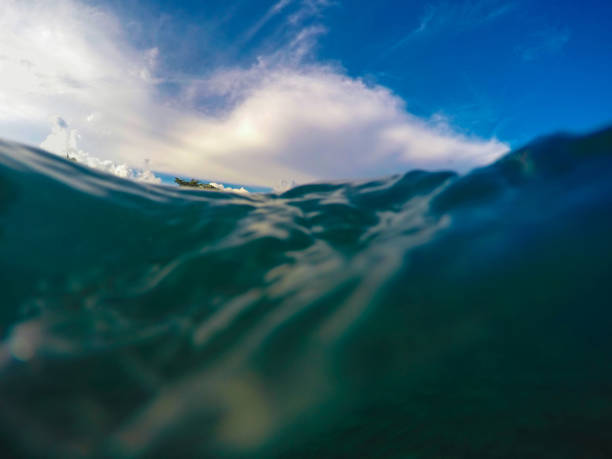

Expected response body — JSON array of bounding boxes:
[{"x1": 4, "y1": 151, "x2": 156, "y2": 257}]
[{"x1": 174, "y1": 177, "x2": 217, "y2": 190}]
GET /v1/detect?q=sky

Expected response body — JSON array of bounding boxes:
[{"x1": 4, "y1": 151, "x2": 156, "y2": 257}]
[{"x1": 0, "y1": 0, "x2": 610, "y2": 190}]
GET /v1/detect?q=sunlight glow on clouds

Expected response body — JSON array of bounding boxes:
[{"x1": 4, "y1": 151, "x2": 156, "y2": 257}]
[{"x1": 0, "y1": 0, "x2": 509, "y2": 189}]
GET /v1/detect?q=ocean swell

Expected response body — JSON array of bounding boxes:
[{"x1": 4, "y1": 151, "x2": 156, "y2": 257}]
[{"x1": 1, "y1": 128, "x2": 612, "y2": 458}]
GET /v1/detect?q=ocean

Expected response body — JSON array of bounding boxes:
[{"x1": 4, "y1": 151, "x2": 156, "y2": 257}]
[{"x1": 1, "y1": 127, "x2": 611, "y2": 458}]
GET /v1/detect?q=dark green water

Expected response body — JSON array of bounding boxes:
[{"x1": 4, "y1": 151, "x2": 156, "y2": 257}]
[{"x1": 1, "y1": 127, "x2": 612, "y2": 458}]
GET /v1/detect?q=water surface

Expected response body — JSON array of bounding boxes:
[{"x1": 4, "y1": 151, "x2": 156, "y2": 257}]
[{"x1": 1, "y1": 128, "x2": 611, "y2": 458}]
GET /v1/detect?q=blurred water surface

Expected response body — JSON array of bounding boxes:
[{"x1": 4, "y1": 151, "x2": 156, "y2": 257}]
[{"x1": 1, "y1": 128, "x2": 612, "y2": 458}]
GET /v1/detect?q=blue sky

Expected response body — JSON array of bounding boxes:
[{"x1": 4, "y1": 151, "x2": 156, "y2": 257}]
[{"x1": 1, "y1": 0, "x2": 610, "y2": 189}]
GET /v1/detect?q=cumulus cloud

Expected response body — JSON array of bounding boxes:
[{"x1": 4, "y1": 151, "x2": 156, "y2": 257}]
[
  {"x1": 41, "y1": 117, "x2": 161, "y2": 184},
  {"x1": 172, "y1": 65, "x2": 507, "y2": 187},
  {"x1": 208, "y1": 183, "x2": 249, "y2": 194},
  {"x1": 0, "y1": 0, "x2": 509, "y2": 189}
]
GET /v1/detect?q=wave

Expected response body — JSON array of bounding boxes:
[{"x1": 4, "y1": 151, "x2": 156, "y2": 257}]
[{"x1": 0, "y1": 127, "x2": 611, "y2": 457}]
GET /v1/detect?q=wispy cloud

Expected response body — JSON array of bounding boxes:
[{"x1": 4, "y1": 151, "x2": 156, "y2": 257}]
[
  {"x1": 384, "y1": 4, "x2": 437, "y2": 55},
  {"x1": 414, "y1": 4, "x2": 437, "y2": 34},
  {"x1": 516, "y1": 26, "x2": 571, "y2": 61},
  {"x1": 241, "y1": 0, "x2": 294, "y2": 45},
  {"x1": 239, "y1": 0, "x2": 334, "y2": 50},
  {"x1": 0, "y1": 0, "x2": 508, "y2": 189},
  {"x1": 386, "y1": 0, "x2": 516, "y2": 57},
  {"x1": 289, "y1": 0, "x2": 336, "y2": 25}
]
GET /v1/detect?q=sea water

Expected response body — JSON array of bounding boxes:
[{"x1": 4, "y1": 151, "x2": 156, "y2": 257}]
[{"x1": 1, "y1": 128, "x2": 611, "y2": 458}]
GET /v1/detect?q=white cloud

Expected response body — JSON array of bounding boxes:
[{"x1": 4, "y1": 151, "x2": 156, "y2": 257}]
[
  {"x1": 208, "y1": 183, "x2": 249, "y2": 194},
  {"x1": 517, "y1": 27, "x2": 571, "y2": 61},
  {"x1": 41, "y1": 117, "x2": 161, "y2": 184},
  {"x1": 172, "y1": 65, "x2": 507, "y2": 188},
  {"x1": 0, "y1": 0, "x2": 509, "y2": 190}
]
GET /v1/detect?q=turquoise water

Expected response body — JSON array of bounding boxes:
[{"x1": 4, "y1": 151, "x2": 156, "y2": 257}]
[{"x1": 1, "y1": 128, "x2": 611, "y2": 458}]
